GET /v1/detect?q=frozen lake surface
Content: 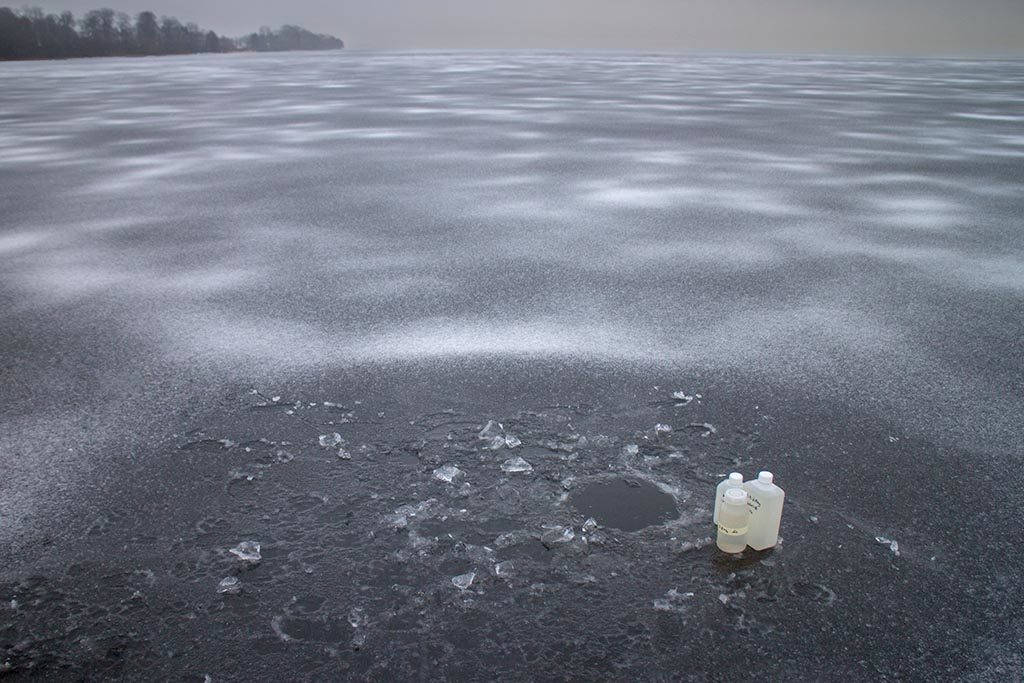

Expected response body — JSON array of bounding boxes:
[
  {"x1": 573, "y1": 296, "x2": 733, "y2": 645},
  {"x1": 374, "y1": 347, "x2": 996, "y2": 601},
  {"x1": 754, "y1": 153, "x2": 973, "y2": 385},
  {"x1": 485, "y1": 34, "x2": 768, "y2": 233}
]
[{"x1": 1, "y1": 51, "x2": 1023, "y2": 679}]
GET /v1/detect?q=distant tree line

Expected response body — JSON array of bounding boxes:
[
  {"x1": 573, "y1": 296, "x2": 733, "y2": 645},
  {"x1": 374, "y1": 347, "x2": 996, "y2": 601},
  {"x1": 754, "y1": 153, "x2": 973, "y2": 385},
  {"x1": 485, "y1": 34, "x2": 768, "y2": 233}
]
[
  {"x1": 246, "y1": 24, "x2": 344, "y2": 53},
  {"x1": 0, "y1": 6, "x2": 343, "y2": 60}
]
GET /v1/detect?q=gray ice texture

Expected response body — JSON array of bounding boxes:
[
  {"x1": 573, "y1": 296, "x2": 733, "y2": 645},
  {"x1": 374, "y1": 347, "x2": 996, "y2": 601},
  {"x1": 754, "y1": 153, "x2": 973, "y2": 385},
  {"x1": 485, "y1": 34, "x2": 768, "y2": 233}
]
[{"x1": 0, "y1": 51, "x2": 1023, "y2": 678}]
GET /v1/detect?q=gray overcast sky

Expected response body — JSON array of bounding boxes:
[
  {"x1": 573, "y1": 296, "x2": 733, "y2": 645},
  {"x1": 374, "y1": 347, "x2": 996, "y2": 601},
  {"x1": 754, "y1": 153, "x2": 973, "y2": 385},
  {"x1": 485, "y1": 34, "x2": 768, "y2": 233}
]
[{"x1": 26, "y1": 0, "x2": 1024, "y2": 53}]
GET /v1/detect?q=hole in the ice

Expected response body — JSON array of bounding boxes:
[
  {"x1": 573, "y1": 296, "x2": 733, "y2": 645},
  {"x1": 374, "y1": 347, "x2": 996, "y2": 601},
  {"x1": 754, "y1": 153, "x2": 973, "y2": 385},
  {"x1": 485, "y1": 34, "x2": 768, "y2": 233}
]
[{"x1": 570, "y1": 477, "x2": 678, "y2": 531}]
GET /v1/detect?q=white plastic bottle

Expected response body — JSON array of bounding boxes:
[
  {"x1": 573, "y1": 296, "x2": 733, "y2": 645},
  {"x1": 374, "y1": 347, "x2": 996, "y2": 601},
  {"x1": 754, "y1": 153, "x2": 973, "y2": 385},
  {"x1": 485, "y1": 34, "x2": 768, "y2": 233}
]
[
  {"x1": 713, "y1": 472, "x2": 744, "y2": 524},
  {"x1": 744, "y1": 471, "x2": 785, "y2": 550},
  {"x1": 716, "y1": 488, "x2": 749, "y2": 553}
]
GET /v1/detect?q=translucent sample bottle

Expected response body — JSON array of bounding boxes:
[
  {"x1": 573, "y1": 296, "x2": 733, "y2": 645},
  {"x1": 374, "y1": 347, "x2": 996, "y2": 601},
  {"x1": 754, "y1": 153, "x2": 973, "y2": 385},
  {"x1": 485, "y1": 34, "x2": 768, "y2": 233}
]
[
  {"x1": 744, "y1": 471, "x2": 785, "y2": 550},
  {"x1": 716, "y1": 488, "x2": 749, "y2": 553},
  {"x1": 713, "y1": 472, "x2": 744, "y2": 524}
]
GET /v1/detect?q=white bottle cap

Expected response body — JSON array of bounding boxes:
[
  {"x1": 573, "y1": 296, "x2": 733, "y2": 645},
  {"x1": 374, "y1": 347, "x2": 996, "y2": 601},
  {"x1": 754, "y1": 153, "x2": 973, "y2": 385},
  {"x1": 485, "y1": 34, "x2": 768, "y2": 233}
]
[
  {"x1": 758, "y1": 471, "x2": 774, "y2": 484},
  {"x1": 724, "y1": 488, "x2": 747, "y2": 504},
  {"x1": 728, "y1": 472, "x2": 743, "y2": 484}
]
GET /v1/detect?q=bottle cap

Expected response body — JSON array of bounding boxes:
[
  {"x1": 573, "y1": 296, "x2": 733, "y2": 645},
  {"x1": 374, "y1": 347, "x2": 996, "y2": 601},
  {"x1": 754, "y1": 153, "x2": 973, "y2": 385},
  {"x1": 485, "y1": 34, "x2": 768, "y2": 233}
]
[
  {"x1": 728, "y1": 472, "x2": 743, "y2": 484},
  {"x1": 724, "y1": 488, "x2": 747, "y2": 504},
  {"x1": 758, "y1": 471, "x2": 774, "y2": 484}
]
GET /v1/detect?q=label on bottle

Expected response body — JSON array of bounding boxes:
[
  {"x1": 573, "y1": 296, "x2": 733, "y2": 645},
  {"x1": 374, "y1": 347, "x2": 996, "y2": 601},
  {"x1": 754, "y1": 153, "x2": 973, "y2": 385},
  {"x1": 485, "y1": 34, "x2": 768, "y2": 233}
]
[
  {"x1": 717, "y1": 524, "x2": 748, "y2": 536},
  {"x1": 746, "y1": 496, "x2": 762, "y2": 514}
]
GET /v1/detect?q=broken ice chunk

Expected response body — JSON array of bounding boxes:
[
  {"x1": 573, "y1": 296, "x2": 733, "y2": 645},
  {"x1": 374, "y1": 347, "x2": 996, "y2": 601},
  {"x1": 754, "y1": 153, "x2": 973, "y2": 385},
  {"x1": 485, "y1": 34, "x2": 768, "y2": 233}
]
[
  {"x1": 464, "y1": 544, "x2": 495, "y2": 564},
  {"x1": 217, "y1": 576, "x2": 241, "y2": 594},
  {"x1": 542, "y1": 439, "x2": 576, "y2": 454},
  {"x1": 229, "y1": 541, "x2": 261, "y2": 563},
  {"x1": 540, "y1": 525, "x2": 575, "y2": 548},
  {"x1": 582, "y1": 517, "x2": 598, "y2": 532},
  {"x1": 451, "y1": 572, "x2": 476, "y2": 590},
  {"x1": 478, "y1": 420, "x2": 503, "y2": 440},
  {"x1": 348, "y1": 607, "x2": 367, "y2": 629},
  {"x1": 686, "y1": 422, "x2": 717, "y2": 437},
  {"x1": 671, "y1": 391, "x2": 694, "y2": 405},
  {"x1": 622, "y1": 444, "x2": 639, "y2": 457},
  {"x1": 349, "y1": 607, "x2": 368, "y2": 649},
  {"x1": 679, "y1": 537, "x2": 713, "y2": 552},
  {"x1": 494, "y1": 530, "x2": 529, "y2": 548},
  {"x1": 501, "y1": 456, "x2": 533, "y2": 473},
  {"x1": 337, "y1": 447, "x2": 352, "y2": 460},
  {"x1": 433, "y1": 465, "x2": 463, "y2": 483},
  {"x1": 654, "y1": 424, "x2": 673, "y2": 435},
  {"x1": 875, "y1": 536, "x2": 901, "y2": 556},
  {"x1": 394, "y1": 499, "x2": 437, "y2": 517},
  {"x1": 484, "y1": 435, "x2": 506, "y2": 450},
  {"x1": 318, "y1": 433, "x2": 343, "y2": 448},
  {"x1": 387, "y1": 498, "x2": 438, "y2": 529},
  {"x1": 479, "y1": 420, "x2": 522, "y2": 449},
  {"x1": 652, "y1": 588, "x2": 694, "y2": 612},
  {"x1": 493, "y1": 560, "x2": 515, "y2": 577}
]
